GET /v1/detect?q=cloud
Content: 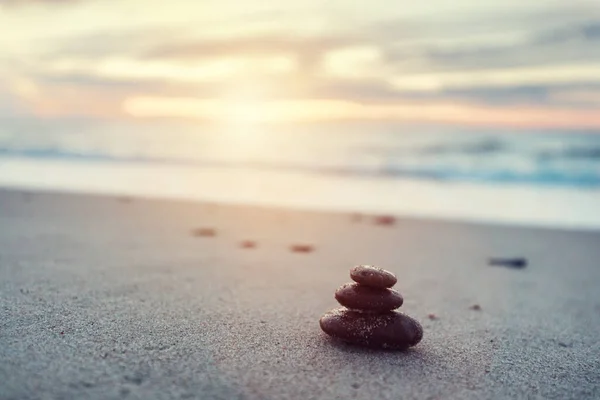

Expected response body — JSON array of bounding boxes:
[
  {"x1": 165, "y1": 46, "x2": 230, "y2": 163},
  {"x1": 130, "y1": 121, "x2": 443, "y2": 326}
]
[
  {"x1": 122, "y1": 93, "x2": 600, "y2": 129},
  {"x1": 400, "y1": 83, "x2": 600, "y2": 107},
  {"x1": 143, "y1": 34, "x2": 359, "y2": 76},
  {"x1": 22, "y1": 17, "x2": 600, "y2": 113},
  {"x1": 34, "y1": 3, "x2": 600, "y2": 80},
  {"x1": 0, "y1": 0, "x2": 79, "y2": 6},
  {"x1": 0, "y1": 91, "x2": 27, "y2": 116},
  {"x1": 29, "y1": 64, "x2": 600, "y2": 113},
  {"x1": 3, "y1": 0, "x2": 600, "y2": 127},
  {"x1": 381, "y1": 18, "x2": 600, "y2": 74},
  {"x1": 534, "y1": 21, "x2": 600, "y2": 44},
  {"x1": 308, "y1": 77, "x2": 600, "y2": 108},
  {"x1": 37, "y1": 30, "x2": 357, "y2": 83},
  {"x1": 43, "y1": 28, "x2": 184, "y2": 60},
  {"x1": 127, "y1": 12, "x2": 600, "y2": 86},
  {"x1": 146, "y1": 35, "x2": 354, "y2": 58},
  {"x1": 38, "y1": 73, "x2": 151, "y2": 89},
  {"x1": 0, "y1": 76, "x2": 37, "y2": 117}
]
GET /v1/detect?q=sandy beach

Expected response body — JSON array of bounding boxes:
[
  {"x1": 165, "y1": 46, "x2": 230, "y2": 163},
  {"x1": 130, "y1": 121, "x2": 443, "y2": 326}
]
[{"x1": 1, "y1": 188, "x2": 599, "y2": 400}]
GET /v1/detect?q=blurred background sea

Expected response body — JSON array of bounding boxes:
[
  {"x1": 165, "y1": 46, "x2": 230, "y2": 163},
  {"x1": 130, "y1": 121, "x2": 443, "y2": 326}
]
[{"x1": 1, "y1": 119, "x2": 599, "y2": 230}]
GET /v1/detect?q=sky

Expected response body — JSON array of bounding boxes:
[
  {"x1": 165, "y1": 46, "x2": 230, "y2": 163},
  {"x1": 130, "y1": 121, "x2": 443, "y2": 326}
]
[{"x1": 1, "y1": 0, "x2": 600, "y2": 129}]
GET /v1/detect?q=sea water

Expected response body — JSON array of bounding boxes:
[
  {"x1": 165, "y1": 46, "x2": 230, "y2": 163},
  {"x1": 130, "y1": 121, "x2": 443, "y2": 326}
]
[{"x1": 1, "y1": 119, "x2": 599, "y2": 230}]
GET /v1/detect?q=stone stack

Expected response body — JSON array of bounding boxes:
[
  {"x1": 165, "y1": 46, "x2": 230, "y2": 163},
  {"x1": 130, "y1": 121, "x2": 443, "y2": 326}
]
[{"x1": 320, "y1": 265, "x2": 423, "y2": 350}]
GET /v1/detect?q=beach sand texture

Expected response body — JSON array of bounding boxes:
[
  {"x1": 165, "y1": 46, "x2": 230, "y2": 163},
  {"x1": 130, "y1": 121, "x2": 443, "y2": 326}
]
[{"x1": 1, "y1": 189, "x2": 599, "y2": 400}]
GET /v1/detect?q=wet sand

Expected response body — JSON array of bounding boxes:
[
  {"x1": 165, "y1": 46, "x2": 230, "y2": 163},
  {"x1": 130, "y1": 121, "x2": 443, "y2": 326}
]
[{"x1": 1, "y1": 189, "x2": 599, "y2": 399}]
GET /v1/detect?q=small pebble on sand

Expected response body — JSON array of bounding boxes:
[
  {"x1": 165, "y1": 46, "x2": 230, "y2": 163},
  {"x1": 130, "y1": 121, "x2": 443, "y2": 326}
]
[
  {"x1": 428, "y1": 313, "x2": 438, "y2": 320},
  {"x1": 470, "y1": 304, "x2": 482, "y2": 311},
  {"x1": 374, "y1": 215, "x2": 396, "y2": 226},
  {"x1": 488, "y1": 257, "x2": 527, "y2": 269},
  {"x1": 240, "y1": 240, "x2": 257, "y2": 249},
  {"x1": 290, "y1": 244, "x2": 314, "y2": 253},
  {"x1": 191, "y1": 228, "x2": 217, "y2": 237}
]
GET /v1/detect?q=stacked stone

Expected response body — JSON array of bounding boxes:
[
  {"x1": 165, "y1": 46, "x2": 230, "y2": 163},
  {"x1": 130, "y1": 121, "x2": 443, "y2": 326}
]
[{"x1": 320, "y1": 265, "x2": 423, "y2": 350}]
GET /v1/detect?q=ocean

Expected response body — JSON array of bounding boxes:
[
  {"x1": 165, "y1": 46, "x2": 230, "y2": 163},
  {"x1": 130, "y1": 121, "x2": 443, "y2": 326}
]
[{"x1": 1, "y1": 119, "x2": 599, "y2": 230}]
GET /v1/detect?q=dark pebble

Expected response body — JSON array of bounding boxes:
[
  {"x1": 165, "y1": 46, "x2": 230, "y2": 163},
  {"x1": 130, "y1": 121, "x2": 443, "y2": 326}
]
[
  {"x1": 488, "y1": 257, "x2": 527, "y2": 269},
  {"x1": 469, "y1": 304, "x2": 482, "y2": 311},
  {"x1": 335, "y1": 283, "x2": 403, "y2": 312},
  {"x1": 320, "y1": 308, "x2": 423, "y2": 350},
  {"x1": 350, "y1": 265, "x2": 397, "y2": 288}
]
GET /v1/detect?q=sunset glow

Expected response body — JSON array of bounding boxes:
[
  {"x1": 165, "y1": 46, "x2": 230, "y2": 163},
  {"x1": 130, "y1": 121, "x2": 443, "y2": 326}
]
[{"x1": 1, "y1": 0, "x2": 600, "y2": 128}]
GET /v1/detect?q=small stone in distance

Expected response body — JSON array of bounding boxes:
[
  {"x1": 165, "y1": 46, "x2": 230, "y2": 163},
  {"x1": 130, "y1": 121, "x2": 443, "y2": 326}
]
[
  {"x1": 290, "y1": 244, "x2": 314, "y2": 253},
  {"x1": 191, "y1": 228, "x2": 216, "y2": 237},
  {"x1": 240, "y1": 240, "x2": 257, "y2": 249},
  {"x1": 374, "y1": 215, "x2": 396, "y2": 226}
]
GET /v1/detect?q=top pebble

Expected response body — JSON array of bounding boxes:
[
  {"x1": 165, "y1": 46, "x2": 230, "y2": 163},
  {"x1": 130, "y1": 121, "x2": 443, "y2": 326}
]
[{"x1": 350, "y1": 265, "x2": 397, "y2": 288}]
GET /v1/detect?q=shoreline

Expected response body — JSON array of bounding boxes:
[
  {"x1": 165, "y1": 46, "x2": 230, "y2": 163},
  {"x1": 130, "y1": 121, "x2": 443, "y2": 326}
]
[
  {"x1": 2, "y1": 184, "x2": 600, "y2": 234},
  {"x1": 2, "y1": 156, "x2": 600, "y2": 232},
  {"x1": 2, "y1": 166, "x2": 600, "y2": 234}
]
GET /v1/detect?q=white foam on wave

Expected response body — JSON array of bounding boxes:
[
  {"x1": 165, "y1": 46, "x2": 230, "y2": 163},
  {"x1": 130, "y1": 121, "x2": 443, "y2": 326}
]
[{"x1": 1, "y1": 157, "x2": 600, "y2": 231}]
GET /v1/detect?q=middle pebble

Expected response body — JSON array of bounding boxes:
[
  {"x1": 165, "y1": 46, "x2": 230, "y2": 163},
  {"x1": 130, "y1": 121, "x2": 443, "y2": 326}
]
[{"x1": 335, "y1": 282, "x2": 404, "y2": 312}]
